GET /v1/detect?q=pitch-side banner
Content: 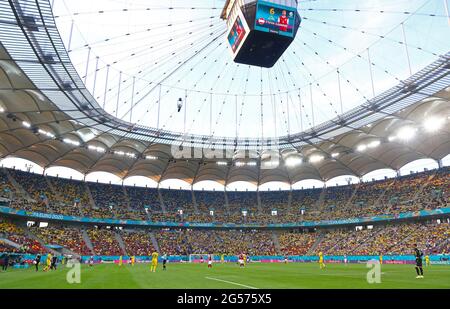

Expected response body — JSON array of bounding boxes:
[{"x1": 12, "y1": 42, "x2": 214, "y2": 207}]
[{"x1": 0, "y1": 204, "x2": 448, "y2": 229}]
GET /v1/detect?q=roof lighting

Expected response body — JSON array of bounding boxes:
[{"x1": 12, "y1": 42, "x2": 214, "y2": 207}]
[
  {"x1": 22, "y1": 121, "x2": 31, "y2": 128},
  {"x1": 367, "y1": 140, "x2": 380, "y2": 148},
  {"x1": 397, "y1": 126, "x2": 416, "y2": 141},
  {"x1": 146, "y1": 155, "x2": 158, "y2": 160},
  {"x1": 309, "y1": 154, "x2": 324, "y2": 164},
  {"x1": 63, "y1": 138, "x2": 80, "y2": 146},
  {"x1": 216, "y1": 161, "x2": 227, "y2": 166},
  {"x1": 38, "y1": 129, "x2": 55, "y2": 138},
  {"x1": 331, "y1": 152, "x2": 339, "y2": 158},
  {"x1": 423, "y1": 117, "x2": 445, "y2": 133},
  {"x1": 263, "y1": 160, "x2": 279, "y2": 168},
  {"x1": 357, "y1": 144, "x2": 367, "y2": 152},
  {"x1": 88, "y1": 145, "x2": 106, "y2": 153},
  {"x1": 114, "y1": 150, "x2": 135, "y2": 158},
  {"x1": 285, "y1": 156, "x2": 302, "y2": 167},
  {"x1": 388, "y1": 135, "x2": 396, "y2": 142}
]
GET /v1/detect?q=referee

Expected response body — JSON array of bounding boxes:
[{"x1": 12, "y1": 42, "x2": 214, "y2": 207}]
[
  {"x1": 414, "y1": 244, "x2": 424, "y2": 279},
  {"x1": 34, "y1": 254, "x2": 41, "y2": 272},
  {"x1": 162, "y1": 254, "x2": 167, "y2": 270}
]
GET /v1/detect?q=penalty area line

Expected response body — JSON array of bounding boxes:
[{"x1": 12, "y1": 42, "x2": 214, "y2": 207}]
[{"x1": 205, "y1": 276, "x2": 258, "y2": 289}]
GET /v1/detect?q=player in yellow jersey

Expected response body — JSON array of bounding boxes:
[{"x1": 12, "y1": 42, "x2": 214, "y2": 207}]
[
  {"x1": 425, "y1": 255, "x2": 430, "y2": 266},
  {"x1": 243, "y1": 254, "x2": 247, "y2": 266},
  {"x1": 379, "y1": 254, "x2": 383, "y2": 265},
  {"x1": 118, "y1": 255, "x2": 123, "y2": 267},
  {"x1": 43, "y1": 253, "x2": 52, "y2": 272},
  {"x1": 131, "y1": 256, "x2": 135, "y2": 266},
  {"x1": 150, "y1": 252, "x2": 159, "y2": 272},
  {"x1": 221, "y1": 254, "x2": 225, "y2": 264},
  {"x1": 318, "y1": 252, "x2": 326, "y2": 269}
]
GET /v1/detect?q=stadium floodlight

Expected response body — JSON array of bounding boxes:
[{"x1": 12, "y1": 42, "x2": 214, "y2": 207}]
[
  {"x1": 235, "y1": 161, "x2": 246, "y2": 167},
  {"x1": 0, "y1": 106, "x2": 4, "y2": 113},
  {"x1": 356, "y1": 144, "x2": 367, "y2": 152},
  {"x1": 309, "y1": 154, "x2": 324, "y2": 164},
  {"x1": 423, "y1": 116, "x2": 445, "y2": 133},
  {"x1": 246, "y1": 161, "x2": 257, "y2": 166},
  {"x1": 388, "y1": 135, "x2": 397, "y2": 142},
  {"x1": 216, "y1": 161, "x2": 227, "y2": 166},
  {"x1": 367, "y1": 140, "x2": 381, "y2": 148},
  {"x1": 146, "y1": 155, "x2": 158, "y2": 160},
  {"x1": 285, "y1": 156, "x2": 302, "y2": 167},
  {"x1": 397, "y1": 126, "x2": 416, "y2": 141},
  {"x1": 22, "y1": 121, "x2": 31, "y2": 128},
  {"x1": 331, "y1": 152, "x2": 339, "y2": 158},
  {"x1": 63, "y1": 138, "x2": 80, "y2": 146}
]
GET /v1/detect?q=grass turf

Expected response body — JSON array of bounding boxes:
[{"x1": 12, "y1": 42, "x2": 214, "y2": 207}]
[{"x1": 0, "y1": 262, "x2": 449, "y2": 289}]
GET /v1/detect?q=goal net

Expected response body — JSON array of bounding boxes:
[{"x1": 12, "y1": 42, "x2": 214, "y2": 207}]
[{"x1": 188, "y1": 254, "x2": 218, "y2": 263}]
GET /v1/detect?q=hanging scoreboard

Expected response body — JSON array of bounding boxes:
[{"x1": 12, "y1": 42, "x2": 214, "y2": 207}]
[
  {"x1": 222, "y1": 0, "x2": 301, "y2": 68},
  {"x1": 254, "y1": 1, "x2": 297, "y2": 37},
  {"x1": 227, "y1": 10, "x2": 250, "y2": 56}
]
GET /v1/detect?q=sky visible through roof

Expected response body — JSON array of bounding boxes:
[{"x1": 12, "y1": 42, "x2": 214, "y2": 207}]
[
  {"x1": 3, "y1": 0, "x2": 449, "y2": 190},
  {"x1": 52, "y1": 0, "x2": 450, "y2": 139}
]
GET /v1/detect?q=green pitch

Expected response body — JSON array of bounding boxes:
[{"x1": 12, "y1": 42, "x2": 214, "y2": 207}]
[{"x1": 1, "y1": 263, "x2": 449, "y2": 289}]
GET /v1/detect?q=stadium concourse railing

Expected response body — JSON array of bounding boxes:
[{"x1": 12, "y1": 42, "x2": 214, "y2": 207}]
[{"x1": 0, "y1": 203, "x2": 449, "y2": 230}]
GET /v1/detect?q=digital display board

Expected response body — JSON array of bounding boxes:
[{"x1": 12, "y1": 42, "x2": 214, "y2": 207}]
[
  {"x1": 227, "y1": 15, "x2": 247, "y2": 53},
  {"x1": 254, "y1": 1, "x2": 297, "y2": 37}
]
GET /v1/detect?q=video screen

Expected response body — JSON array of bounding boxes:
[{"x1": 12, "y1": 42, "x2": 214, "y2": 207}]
[
  {"x1": 227, "y1": 15, "x2": 246, "y2": 53},
  {"x1": 254, "y1": 1, "x2": 296, "y2": 37}
]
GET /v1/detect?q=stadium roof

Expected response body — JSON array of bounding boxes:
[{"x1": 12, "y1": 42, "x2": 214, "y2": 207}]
[{"x1": 0, "y1": 0, "x2": 449, "y2": 185}]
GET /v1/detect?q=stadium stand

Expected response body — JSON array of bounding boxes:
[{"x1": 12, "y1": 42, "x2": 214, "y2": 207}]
[
  {"x1": 0, "y1": 167, "x2": 448, "y2": 258},
  {"x1": 0, "y1": 167, "x2": 448, "y2": 223}
]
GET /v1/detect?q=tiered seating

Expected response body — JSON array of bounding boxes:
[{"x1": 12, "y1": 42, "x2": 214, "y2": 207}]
[
  {"x1": 1, "y1": 218, "x2": 449, "y2": 256},
  {"x1": 121, "y1": 230, "x2": 156, "y2": 256},
  {"x1": 1, "y1": 167, "x2": 448, "y2": 224},
  {"x1": 32, "y1": 226, "x2": 91, "y2": 255},
  {"x1": 87, "y1": 228, "x2": 123, "y2": 256},
  {"x1": 155, "y1": 229, "x2": 277, "y2": 256},
  {"x1": 0, "y1": 220, "x2": 47, "y2": 254},
  {"x1": 47, "y1": 176, "x2": 89, "y2": 216},
  {"x1": 260, "y1": 190, "x2": 290, "y2": 215},
  {"x1": 160, "y1": 188, "x2": 194, "y2": 213},
  {"x1": 155, "y1": 229, "x2": 189, "y2": 255},
  {"x1": 9, "y1": 170, "x2": 56, "y2": 206},
  {"x1": 126, "y1": 186, "x2": 161, "y2": 217},
  {"x1": 315, "y1": 222, "x2": 450, "y2": 256},
  {"x1": 194, "y1": 190, "x2": 226, "y2": 214},
  {"x1": 279, "y1": 232, "x2": 316, "y2": 255},
  {"x1": 227, "y1": 191, "x2": 258, "y2": 215},
  {"x1": 87, "y1": 183, "x2": 129, "y2": 219},
  {"x1": 0, "y1": 169, "x2": 14, "y2": 199}
]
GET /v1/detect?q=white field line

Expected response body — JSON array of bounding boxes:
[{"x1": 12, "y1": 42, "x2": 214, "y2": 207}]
[{"x1": 205, "y1": 276, "x2": 258, "y2": 289}]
